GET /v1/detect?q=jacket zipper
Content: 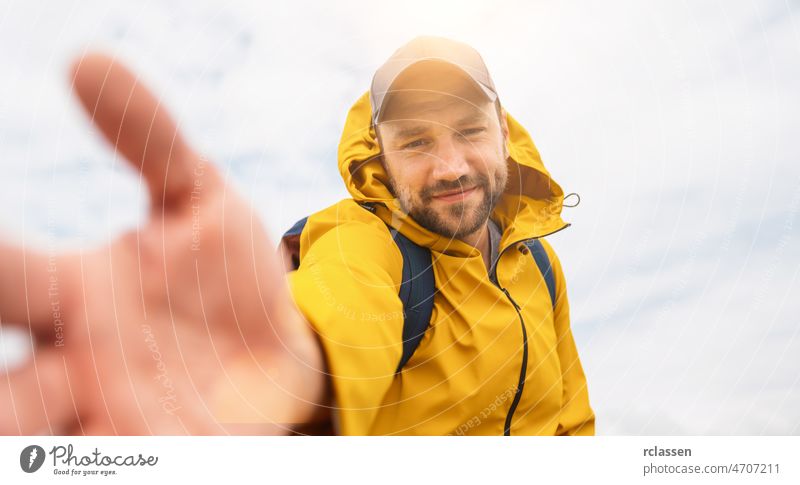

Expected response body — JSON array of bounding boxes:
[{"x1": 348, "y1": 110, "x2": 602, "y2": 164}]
[
  {"x1": 489, "y1": 223, "x2": 571, "y2": 435},
  {"x1": 500, "y1": 287, "x2": 526, "y2": 435}
]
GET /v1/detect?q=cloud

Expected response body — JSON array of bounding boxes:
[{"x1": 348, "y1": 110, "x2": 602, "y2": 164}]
[{"x1": 0, "y1": 0, "x2": 797, "y2": 434}]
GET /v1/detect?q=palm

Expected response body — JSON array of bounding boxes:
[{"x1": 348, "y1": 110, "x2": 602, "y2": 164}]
[{"x1": 0, "y1": 54, "x2": 322, "y2": 435}]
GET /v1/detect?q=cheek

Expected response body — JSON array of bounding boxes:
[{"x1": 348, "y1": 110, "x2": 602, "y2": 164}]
[
  {"x1": 394, "y1": 164, "x2": 429, "y2": 196},
  {"x1": 470, "y1": 145, "x2": 505, "y2": 176}
]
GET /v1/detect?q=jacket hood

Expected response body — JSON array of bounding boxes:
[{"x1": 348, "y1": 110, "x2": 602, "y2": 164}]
[{"x1": 337, "y1": 91, "x2": 569, "y2": 256}]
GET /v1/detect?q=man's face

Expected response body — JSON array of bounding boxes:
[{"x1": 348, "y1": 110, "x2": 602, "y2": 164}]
[{"x1": 376, "y1": 65, "x2": 509, "y2": 240}]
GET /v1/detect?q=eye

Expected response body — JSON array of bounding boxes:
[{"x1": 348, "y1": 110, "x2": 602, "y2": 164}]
[
  {"x1": 402, "y1": 139, "x2": 428, "y2": 149},
  {"x1": 460, "y1": 127, "x2": 486, "y2": 137}
]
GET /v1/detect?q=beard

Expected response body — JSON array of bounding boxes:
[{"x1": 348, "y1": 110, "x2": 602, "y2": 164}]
[{"x1": 388, "y1": 164, "x2": 508, "y2": 240}]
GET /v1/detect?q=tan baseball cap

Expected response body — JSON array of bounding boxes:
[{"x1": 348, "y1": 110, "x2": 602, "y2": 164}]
[{"x1": 370, "y1": 36, "x2": 498, "y2": 126}]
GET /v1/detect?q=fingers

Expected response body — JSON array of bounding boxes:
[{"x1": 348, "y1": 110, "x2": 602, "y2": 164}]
[
  {"x1": 70, "y1": 53, "x2": 213, "y2": 210},
  {"x1": 0, "y1": 242, "x2": 75, "y2": 334},
  {"x1": 0, "y1": 350, "x2": 79, "y2": 435}
]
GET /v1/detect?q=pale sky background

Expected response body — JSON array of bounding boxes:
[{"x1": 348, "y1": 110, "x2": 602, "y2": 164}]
[{"x1": 0, "y1": 0, "x2": 798, "y2": 435}]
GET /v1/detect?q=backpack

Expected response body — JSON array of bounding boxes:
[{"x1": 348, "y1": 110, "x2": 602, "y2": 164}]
[{"x1": 280, "y1": 204, "x2": 557, "y2": 374}]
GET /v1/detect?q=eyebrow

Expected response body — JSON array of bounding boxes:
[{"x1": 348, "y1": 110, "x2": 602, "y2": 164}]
[
  {"x1": 455, "y1": 112, "x2": 489, "y2": 126},
  {"x1": 394, "y1": 125, "x2": 429, "y2": 139}
]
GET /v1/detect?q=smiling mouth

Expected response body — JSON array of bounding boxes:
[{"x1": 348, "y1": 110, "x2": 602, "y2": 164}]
[{"x1": 432, "y1": 186, "x2": 478, "y2": 203}]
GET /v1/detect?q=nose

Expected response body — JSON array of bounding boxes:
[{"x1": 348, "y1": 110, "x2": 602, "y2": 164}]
[{"x1": 430, "y1": 136, "x2": 470, "y2": 182}]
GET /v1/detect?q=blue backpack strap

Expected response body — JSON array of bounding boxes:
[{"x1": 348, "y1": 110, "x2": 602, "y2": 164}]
[
  {"x1": 284, "y1": 217, "x2": 309, "y2": 238},
  {"x1": 523, "y1": 239, "x2": 556, "y2": 308},
  {"x1": 389, "y1": 228, "x2": 435, "y2": 374},
  {"x1": 280, "y1": 217, "x2": 309, "y2": 270}
]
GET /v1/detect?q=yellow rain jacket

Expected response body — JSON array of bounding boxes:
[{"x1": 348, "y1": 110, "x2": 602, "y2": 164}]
[{"x1": 287, "y1": 92, "x2": 595, "y2": 436}]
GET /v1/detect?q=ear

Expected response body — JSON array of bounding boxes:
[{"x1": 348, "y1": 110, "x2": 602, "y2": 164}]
[
  {"x1": 374, "y1": 123, "x2": 384, "y2": 151},
  {"x1": 377, "y1": 153, "x2": 399, "y2": 198},
  {"x1": 499, "y1": 107, "x2": 510, "y2": 159}
]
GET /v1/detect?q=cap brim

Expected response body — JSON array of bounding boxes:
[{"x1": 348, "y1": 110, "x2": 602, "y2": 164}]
[{"x1": 371, "y1": 58, "x2": 498, "y2": 126}]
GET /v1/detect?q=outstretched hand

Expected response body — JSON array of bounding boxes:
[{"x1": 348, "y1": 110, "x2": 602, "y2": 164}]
[{"x1": 0, "y1": 54, "x2": 325, "y2": 435}]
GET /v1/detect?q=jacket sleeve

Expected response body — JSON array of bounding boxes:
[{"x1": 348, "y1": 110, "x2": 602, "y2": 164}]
[
  {"x1": 540, "y1": 238, "x2": 596, "y2": 436},
  {"x1": 287, "y1": 219, "x2": 405, "y2": 435}
]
